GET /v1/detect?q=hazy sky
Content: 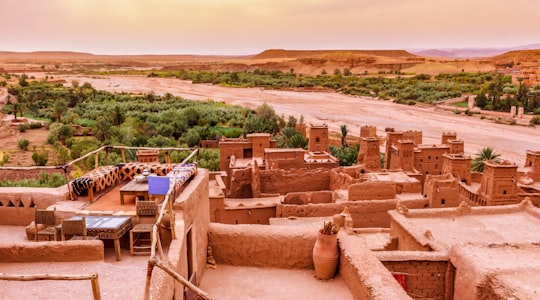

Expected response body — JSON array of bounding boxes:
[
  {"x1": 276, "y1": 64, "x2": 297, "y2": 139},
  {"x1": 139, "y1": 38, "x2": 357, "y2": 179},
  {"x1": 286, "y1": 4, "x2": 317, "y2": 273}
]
[{"x1": 1, "y1": 0, "x2": 539, "y2": 55}]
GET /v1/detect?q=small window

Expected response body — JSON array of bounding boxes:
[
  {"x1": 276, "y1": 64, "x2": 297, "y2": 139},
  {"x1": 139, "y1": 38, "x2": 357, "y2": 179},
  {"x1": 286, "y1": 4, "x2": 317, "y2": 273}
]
[
  {"x1": 441, "y1": 199, "x2": 446, "y2": 205},
  {"x1": 428, "y1": 155, "x2": 431, "y2": 159},
  {"x1": 316, "y1": 137, "x2": 320, "y2": 143},
  {"x1": 503, "y1": 190, "x2": 507, "y2": 195}
]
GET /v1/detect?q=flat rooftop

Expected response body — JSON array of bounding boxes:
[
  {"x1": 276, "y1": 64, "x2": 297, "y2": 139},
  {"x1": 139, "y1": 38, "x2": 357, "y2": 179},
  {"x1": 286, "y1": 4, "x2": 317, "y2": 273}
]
[
  {"x1": 451, "y1": 243, "x2": 540, "y2": 299},
  {"x1": 200, "y1": 265, "x2": 353, "y2": 300},
  {"x1": 390, "y1": 200, "x2": 540, "y2": 251}
]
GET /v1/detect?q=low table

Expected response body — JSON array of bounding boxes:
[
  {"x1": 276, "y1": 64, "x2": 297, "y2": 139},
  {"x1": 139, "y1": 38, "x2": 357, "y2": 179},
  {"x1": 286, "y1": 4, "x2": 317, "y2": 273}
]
[
  {"x1": 69, "y1": 215, "x2": 132, "y2": 261},
  {"x1": 119, "y1": 179, "x2": 149, "y2": 205}
]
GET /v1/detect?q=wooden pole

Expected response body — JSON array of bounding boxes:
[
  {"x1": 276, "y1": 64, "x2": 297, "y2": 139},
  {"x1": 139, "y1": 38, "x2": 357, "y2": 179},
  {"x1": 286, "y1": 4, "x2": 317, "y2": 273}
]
[
  {"x1": 0, "y1": 273, "x2": 101, "y2": 300},
  {"x1": 90, "y1": 275, "x2": 101, "y2": 300},
  {"x1": 143, "y1": 259, "x2": 155, "y2": 300},
  {"x1": 121, "y1": 148, "x2": 126, "y2": 163},
  {"x1": 154, "y1": 260, "x2": 212, "y2": 300},
  {"x1": 94, "y1": 152, "x2": 99, "y2": 169}
]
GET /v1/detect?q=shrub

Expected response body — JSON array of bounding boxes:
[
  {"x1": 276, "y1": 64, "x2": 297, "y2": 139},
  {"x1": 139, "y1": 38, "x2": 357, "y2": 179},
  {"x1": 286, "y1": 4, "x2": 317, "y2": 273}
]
[
  {"x1": 0, "y1": 153, "x2": 9, "y2": 166},
  {"x1": 18, "y1": 124, "x2": 29, "y2": 132},
  {"x1": 31, "y1": 151, "x2": 48, "y2": 166},
  {"x1": 530, "y1": 116, "x2": 540, "y2": 126},
  {"x1": 29, "y1": 122, "x2": 43, "y2": 129},
  {"x1": 453, "y1": 110, "x2": 462, "y2": 115},
  {"x1": 17, "y1": 139, "x2": 29, "y2": 150}
]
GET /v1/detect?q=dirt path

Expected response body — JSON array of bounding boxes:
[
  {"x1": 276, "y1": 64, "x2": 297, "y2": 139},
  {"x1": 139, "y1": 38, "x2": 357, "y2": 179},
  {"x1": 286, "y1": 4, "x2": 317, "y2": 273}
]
[{"x1": 35, "y1": 74, "x2": 540, "y2": 165}]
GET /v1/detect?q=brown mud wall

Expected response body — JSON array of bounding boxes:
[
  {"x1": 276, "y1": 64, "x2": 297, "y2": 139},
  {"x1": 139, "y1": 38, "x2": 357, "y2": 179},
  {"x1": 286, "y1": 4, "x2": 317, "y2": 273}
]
[
  {"x1": 278, "y1": 200, "x2": 398, "y2": 228},
  {"x1": 380, "y1": 259, "x2": 448, "y2": 299},
  {"x1": 0, "y1": 186, "x2": 69, "y2": 225},
  {"x1": 260, "y1": 168, "x2": 330, "y2": 195},
  {"x1": 0, "y1": 240, "x2": 104, "y2": 262},
  {"x1": 150, "y1": 170, "x2": 210, "y2": 300},
  {"x1": 208, "y1": 223, "x2": 317, "y2": 269},
  {"x1": 338, "y1": 232, "x2": 411, "y2": 300}
]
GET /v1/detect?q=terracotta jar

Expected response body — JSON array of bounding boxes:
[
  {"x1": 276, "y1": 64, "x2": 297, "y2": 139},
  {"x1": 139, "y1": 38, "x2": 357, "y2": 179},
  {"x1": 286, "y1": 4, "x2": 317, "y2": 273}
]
[{"x1": 313, "y1": 231, "x2": 339, "y2": 280}]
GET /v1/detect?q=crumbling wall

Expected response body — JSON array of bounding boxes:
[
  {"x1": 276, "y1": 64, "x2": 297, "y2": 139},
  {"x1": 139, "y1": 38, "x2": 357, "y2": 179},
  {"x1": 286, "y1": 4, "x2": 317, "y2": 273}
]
[
  {"x1": 329, "y1": 167, "x2": 359, "y2": 190},
  {"x1": 208, "y1": 223, "x2": 317, "y2": 269},
  {"x1": 260, "y1": 168, "x2": 330, "y2": 195},
  {"x1": 228, "y1": 168, "x2": 252, "y2": 198},
  {"x1": 0, "y1": 240, "x2": 104, "y2": 262}
]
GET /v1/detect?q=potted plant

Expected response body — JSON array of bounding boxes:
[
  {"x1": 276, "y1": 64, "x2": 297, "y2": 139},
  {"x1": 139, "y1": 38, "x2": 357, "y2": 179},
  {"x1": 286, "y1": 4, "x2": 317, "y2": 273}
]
[{"x1": 313, "y1": 221, "x2": 339, "y2": 280}]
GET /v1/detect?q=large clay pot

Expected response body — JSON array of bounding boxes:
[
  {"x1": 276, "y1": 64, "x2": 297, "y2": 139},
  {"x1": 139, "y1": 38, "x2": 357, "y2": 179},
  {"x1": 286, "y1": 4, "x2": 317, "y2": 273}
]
[{"x1": 313, "y1": 232, "x2": 339, "y2": 280}]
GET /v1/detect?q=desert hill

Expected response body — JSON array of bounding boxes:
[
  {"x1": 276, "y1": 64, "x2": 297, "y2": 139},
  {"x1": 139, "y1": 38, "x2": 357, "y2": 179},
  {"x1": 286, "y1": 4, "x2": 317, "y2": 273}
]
[
  {"x1": 252, "y1": 49, "x2": 416, "y2": 60},
  {"x1": 0, "y1": 47, "x2": 539, "y2": 76},
  {"x1": 491, "y1": 49, "x2": 540, "y2": 64}
]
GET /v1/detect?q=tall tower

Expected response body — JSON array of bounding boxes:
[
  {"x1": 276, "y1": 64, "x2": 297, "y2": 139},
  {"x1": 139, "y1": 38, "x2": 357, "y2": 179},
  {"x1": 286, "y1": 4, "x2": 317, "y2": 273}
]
[
  {"x1": 384, "y1": 131, "x2": 404, "y2": 169},
  {"x1": 525, "y1": 150, "x2": 540, "y2": 181},
  {"x1": 441, "y1": 132, "x2": 457, "y2": 145},
  {"x1": 357, "y1": 137, "x2": 380, "y2": 171},
  {"x1": 478, "y1": 160, "x2": 518, "y2": 206},
  {"x1": 308, "y1": 125, "x2": 329, "y2": 153},
  {"x1": 448, "y1": 140, "x2": 465, "y2": 155},
  {"x1": 397, "y1": 140, "x2": 415, "y2": 172},
  {"x1": 442, "y1": 153, "x2": 472, "y2": 185}
]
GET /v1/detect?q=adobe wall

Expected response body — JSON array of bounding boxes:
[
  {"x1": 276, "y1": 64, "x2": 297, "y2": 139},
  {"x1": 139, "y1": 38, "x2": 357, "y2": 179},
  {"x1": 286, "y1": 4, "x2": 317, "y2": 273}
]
[
  {"x1": 338, "y1": 232, "x2": 411, "y2": 300},
  {"x1": 283, "y1": 190, "x2": 334, "y2": 205},
  {"x1": 150, "y1": 169, "x2": 209, "y2": 300},
  {"x1": 329, "y1": 166, "x2": 364, "y2": 190},
  {"x1": 208, "y1": 223, "x2": 317, "y2": 269},
  {"x1": 278, "y1": 200, "x2": 398, "y2": 228},
  {"x1": 228, "y1": 168, "x2": 253, "y2": 198},
  {"x1": 390, "y1": 219, "x2": 432, "y2": 251},
  {"x1": 260, "y1": 168, "x2": 330, "y2": 195},
  {"x1": 0, "y1": 240, "x2": 104, "y2": 262},
  {"x1": 0, "y1": 186, "x2": 70, "y2": 225},
  {"x1": 219, "y1": 206, "x2": 276, "y2": 225},
  {"x1": 348, "y1": 181, "x2": 396, "y2": 201},
  {"x1": 380, "y1": 256, "x2": 449, "y2": 299}
]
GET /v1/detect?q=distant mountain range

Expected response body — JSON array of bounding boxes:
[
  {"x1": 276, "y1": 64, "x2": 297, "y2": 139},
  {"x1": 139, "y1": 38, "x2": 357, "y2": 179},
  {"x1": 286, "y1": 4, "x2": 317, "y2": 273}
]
[{"x1": 408, "y1": 43, "x2": 540, "y2": 58}]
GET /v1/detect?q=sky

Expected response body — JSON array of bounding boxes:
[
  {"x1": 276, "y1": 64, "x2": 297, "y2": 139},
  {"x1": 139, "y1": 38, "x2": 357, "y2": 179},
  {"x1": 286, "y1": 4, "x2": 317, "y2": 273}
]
[{"x1": 1, "y1": 0, "x2": 539, "y2": 55}]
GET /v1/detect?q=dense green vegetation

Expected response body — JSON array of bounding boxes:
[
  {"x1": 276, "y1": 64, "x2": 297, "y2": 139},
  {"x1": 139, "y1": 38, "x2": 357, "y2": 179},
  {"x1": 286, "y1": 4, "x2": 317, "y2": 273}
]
[
  {"x1": 473, "y1": 74, "x2": 540, "y2": 113},
  {"x1": 0, "y1": 172, "x2": 66, "y2": 188},
  {"x1": 1, "y1": 78, "x2": 262, "y2": 171},
  {"x1": 92, "y1": 69, "x2": 539, "y2": 109},
  {"x1": 1, "y1": 77, "x2": 324, "y2": 172}
]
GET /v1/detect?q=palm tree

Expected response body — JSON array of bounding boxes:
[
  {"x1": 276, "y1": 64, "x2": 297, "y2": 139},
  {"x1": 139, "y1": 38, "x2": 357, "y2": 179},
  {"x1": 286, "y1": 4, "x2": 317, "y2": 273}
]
[
  {"x1": 340, "y1": 124, "x2": 349, "y2": 147},
  {"x1": 471, "y1": 147, "x2": 501, "y2": 172}
]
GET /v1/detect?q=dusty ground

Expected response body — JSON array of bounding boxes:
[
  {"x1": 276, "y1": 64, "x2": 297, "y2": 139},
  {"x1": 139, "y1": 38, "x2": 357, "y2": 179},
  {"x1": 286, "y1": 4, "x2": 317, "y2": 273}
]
[{"x1": 51, "y1": 74, "x2": 540, "y2": 165}]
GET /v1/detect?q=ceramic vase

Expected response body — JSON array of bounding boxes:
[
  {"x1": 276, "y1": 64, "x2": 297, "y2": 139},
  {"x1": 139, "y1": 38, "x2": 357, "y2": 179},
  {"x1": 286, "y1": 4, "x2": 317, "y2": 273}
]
[{"x1": 312, "y1": 232, "x2": 339, "y2": 280}]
